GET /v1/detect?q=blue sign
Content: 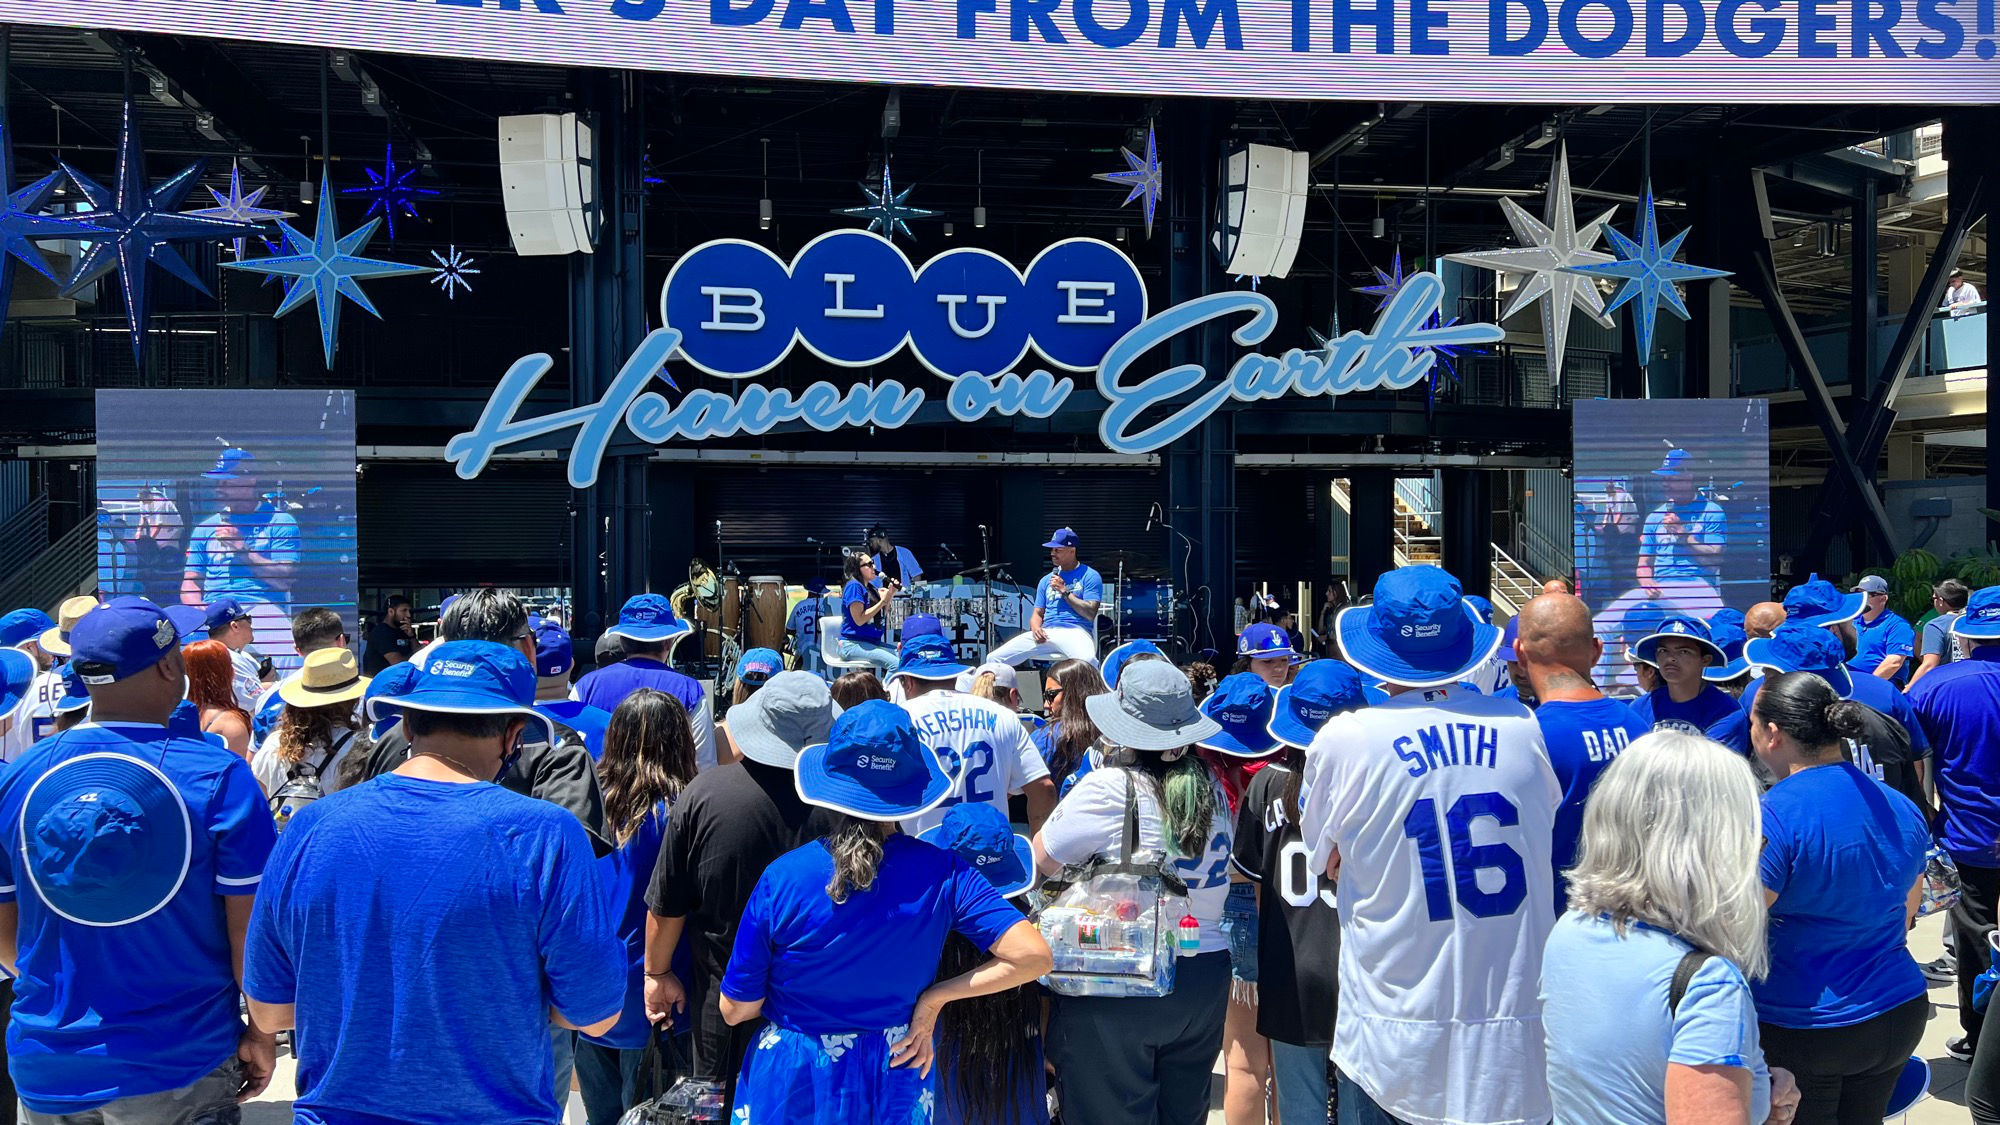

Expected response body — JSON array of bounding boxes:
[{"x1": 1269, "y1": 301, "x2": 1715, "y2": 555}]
[{"x1": 445, "y1": 229, "x2": 1505, "y2": 485}]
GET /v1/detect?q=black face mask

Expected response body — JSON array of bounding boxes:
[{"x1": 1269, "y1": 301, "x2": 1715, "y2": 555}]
[{"x1": 496, "y1": 726, "x2": 528, "y2": 783}]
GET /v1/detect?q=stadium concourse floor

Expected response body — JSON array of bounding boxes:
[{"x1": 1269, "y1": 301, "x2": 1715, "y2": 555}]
[{"x1": 239, "y1": 912, "x2": 1975, "y2": 1124}]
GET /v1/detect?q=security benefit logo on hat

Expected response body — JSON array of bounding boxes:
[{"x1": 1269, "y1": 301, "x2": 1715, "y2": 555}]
[{"x1": 21, "y1": 753, "x2": 193, "y2": 926}]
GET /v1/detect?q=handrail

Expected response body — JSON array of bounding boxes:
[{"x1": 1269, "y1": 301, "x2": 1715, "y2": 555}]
[
  {"x1": 0, "y1": 497, "x2": 51, "y2": 582},
  {"x1": 0, "y1": 519, "x2": 96, "y2": 617}
]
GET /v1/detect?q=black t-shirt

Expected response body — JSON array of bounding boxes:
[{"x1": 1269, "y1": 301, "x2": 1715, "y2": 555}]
[
  {"x1": 361, "y1": 622, "x2": 414, "y2": 675},
  {"x1": 646, "y1": 759, "x2": 839, "y2": 1076},
  {"x1": 1231, "y1": 762, "x2": 1339, "y2": 1046},
  {"x1": 1843, "y1": 702, "x2": 1931, "y2": 817}
]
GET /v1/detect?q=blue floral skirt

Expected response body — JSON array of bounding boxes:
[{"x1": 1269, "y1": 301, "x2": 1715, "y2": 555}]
[{"x1": 733, "y1": 1021, "x2": 934, "y2": 1124}]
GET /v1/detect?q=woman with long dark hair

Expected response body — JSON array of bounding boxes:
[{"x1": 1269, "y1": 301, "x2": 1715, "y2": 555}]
[
  {"x1": 1033, "y1": 658, "x2": 1107, "y2": 796},
  {"x1": 251, "y1": 648, "x2": 370, "y2": 802},
  {"x1": 183, "y1": 638, "x2": 251, "y2": 757},
  {"x1": 837, "y1": 552, "x2": 899, "y2": 674},
  {"x1": 721, "y1": 701, "x2": 1052, "y2": 1122},
  {"x1": 578, "y1": 688, "x2": 700, "y2": 1125},
  {"x1": 831, "y1": 669, "x2": 889, "y2": 710}
]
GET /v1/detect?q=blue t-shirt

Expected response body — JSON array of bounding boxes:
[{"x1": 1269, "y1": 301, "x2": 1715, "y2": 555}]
[
  {"x1": 244, "y1": 775, "x2": 625, "y2": 1125},
  {"x1": 1755, "y1": 763, "x2": 1928, "y2": 1028},
  {"x1": 721, "y1": 834, "x2": 1025, "y2": 1035},
  {"x1": 0, "y1": 723, "x2": 275, "y2": 1113},
  {"x1": 1542, "y1": 914, "x2": 1770, "y2": 1125},
  {"x1": 1536, "y1": 698, "x2": 1650, "y2": 910},
  {"x1": 1035, "y1": 566, "x2": 1104, "y2": 632},
  {"x1": 186, "y1": 510, "x2": 300, "y2": 602},
  {"x1": 588, "y1": 802, "x2": 692, "y2": 1049},
  {"x1": 839, "y1": 579, "x2": 883, "y2": 645},
  {"x1": 575, "y1": 657, "x2": 706, "y2": 724},
  {"x1": 1910, "y1": 650, "x2": 2000, "y2": 865},
  {"x1": 535, "y1": 699, "x2": 612, "y2": 760},
  {"x1": 1849, "y1": 610, "x2": 1916, "y2": 686},
  {"x1": 1639, "y1": 500, "x2": 1724, "y2": 582},
  {"x1": 1629, "y1": 685, "x2": 1743, "y2": 750}
]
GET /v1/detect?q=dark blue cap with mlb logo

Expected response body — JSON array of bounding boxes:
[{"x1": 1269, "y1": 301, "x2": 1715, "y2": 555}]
[
  {"x1": 794, "y1": 700, "x2": 951, "y2": 820},
  {"x1": 201, "y1": 597, "x2": 253, "y2": 633},
  {"x1": 69, "y1": 598, "x2": 181, "y2": 685}
]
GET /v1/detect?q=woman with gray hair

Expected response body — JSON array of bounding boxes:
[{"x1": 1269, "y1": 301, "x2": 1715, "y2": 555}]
[{"x1": 1542, "y1": 731, "x2": 1800, "y2": 1125}]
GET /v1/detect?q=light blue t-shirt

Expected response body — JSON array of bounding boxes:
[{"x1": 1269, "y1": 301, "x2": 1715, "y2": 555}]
[
  {"x1": 1850, "y1": 610, "x2": 1916, "y2": 686},
  {"x1": 185, "y1": 510, "x2": 300, "y2": 602},
  {"x1": 1756, "y1": 762, "x2": 1928, "y2": 1028},
  {"x1": 1542, "y1": 913, "x2": 1771, "y2": 1125},
  {"x1": 1535, "y1": 698, "x2": 1650, "y2": 911},
  {"x1": 1640, "y1": 500, "x2": 1723, "y2": 582},
  {"x1": 1035, "y1": 566, "x2": 1103, "y2": 632},
  {"x1": 244, "y1": 775, "x2": 625, "y2": 1125}
]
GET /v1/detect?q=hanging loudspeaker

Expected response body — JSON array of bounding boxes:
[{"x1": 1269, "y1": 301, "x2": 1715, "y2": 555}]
[
  {"x1": 1211, "y1": 143, "x2": 1309, "y2": 280},
  {"x1": 498, "y1": 112, "x2": 597, "y2": 256}
]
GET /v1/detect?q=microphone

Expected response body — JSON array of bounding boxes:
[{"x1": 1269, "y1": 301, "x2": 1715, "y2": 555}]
[
  {"x1": 1145, "y1": 504, "x2": 1156, "y2": 532},
  {"x1": 978, "y1": 524, "x2": 989, "y2": 534},
  {"x1": 714, "y1": 520, "x2": 723, "y2": 535},
  {"x1": 939, "y1": 542, "x2": 959, "y2": 561},
  {"x1": 805, "y1": 536, "x2": 821, "y2": 545}
]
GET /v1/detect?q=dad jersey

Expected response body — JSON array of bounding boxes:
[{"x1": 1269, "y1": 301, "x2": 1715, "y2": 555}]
[
  {"x1": 1299, "y1": 687, "x2": 1558, "y2": 1125},
  {"x1": 898, "y1": 690, "x2": 1047, "y2": 837}
]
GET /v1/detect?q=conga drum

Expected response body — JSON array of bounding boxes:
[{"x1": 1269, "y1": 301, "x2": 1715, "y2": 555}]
[
  {"x1": 748, "y1": 576, "x2": 788, "y2": 652},
  {"x1": 715, "y1": 577, "x2": 741, "y2": 655}
]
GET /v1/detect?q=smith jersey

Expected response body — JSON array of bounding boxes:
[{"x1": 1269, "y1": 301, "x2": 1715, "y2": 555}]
[
  {"x1": 898, "y1": 690, "x2": 1048, "y2": 837},
  {"x1": 1299, "y1": 687, "x2": 1559, "y2": 1125}
]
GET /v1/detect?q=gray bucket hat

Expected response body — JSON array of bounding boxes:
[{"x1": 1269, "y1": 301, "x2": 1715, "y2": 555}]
[
  {"x1": 1084, "y1": 660, "x2": 1222, "y2": 752},
  {"x1": 728, "y1": 671, "x2": 840, "y2": 769}
]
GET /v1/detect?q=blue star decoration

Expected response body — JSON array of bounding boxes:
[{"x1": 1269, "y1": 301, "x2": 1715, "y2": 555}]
[
  {"x1": 428, "y1": 245, "x2": 479, "y2": 300},
  {"x1": 1095, "y1": 123, "x2": 1164, "y2": 238},
  {"x1": 340, "y1": 145, "x2": 440, "y2": 240},
  {"x1": 1355, "y1": 249, "x2": 1411, "y2": 311},
  {"x1": 834, "y1": 161, "x2": 936, "y2": 243},
  {"x1": 225, "y1": 171, "x2": 435, "y2": 368},
  {"x1": 1566, "y1": 187, "x2": 1730, "y2": 367},
  {"x1": 184, "y1": 160, "x2": 293, "y2": 258},
  {"x1": 0, "y1": 111, "x2": 103, "y2": 333},
  {"x1": 58, "y1": 98, "x2": 259, "y2": 365}
]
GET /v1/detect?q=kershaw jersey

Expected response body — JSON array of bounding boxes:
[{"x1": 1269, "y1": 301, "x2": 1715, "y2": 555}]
[
  {"x1": 3, "y1": 666, "x2": 66, "y2": 762},
  {"x1": 898, "y1": 689, "x2": 1048, "y2": 837},
  {"x1": 1299, "y1": 687, "x2": 1559, "y2": 1125}
]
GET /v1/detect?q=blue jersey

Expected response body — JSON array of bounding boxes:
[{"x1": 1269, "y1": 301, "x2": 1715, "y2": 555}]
[
  {"x1": 0, "y1": 723, "x2": 275, "y2": 1114},
  {"x1": 185, "y1": 510, "x2": 300, "y2": 603},
  {"x1": 574, "y1": 658, "x2": 704, "y2": 726},
  {"x1": 1639, "y1": 500, "x2": 1723, "y2": 583},
  {"x1": 1536, "y1": 697, "x2": 1650, "y2": 910},
  {"x1": 1629, "y1": 685, "x2": 1742, "y2": 750},
  {"x1": 1849, "y1": 610, "x2": 1916, "y2": 686},
  {"x1": 1035, "y1": 565, "x2": 1104, "y2": 632},
  {"x1": 1909, "y1": 650, "x2": 2000, "y2": 866},
  {"x1": 872, "y1": 546, "x2": 925, "y2": 586},
  {"x1": 787, "y1": 599, "x2": 819, "y2": 655},
  {"x1": 535, "y1": 699, "x2": 612, "y2": 760}
]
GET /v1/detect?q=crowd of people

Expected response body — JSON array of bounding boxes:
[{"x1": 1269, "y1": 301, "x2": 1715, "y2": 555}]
[{"x1": 0, "y1": 550, "x2": 1993, "y2": 1125}]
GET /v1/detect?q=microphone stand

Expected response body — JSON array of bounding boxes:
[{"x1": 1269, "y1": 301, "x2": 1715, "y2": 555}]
[{"x1": 979, "y1": 525, "x2": 993, "y2": 658}]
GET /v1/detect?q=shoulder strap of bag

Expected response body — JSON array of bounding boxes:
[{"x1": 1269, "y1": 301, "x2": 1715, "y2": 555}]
[
  {"x1": 1669, "y1": 949, "x2": 1713, "y2": 1015},
  {"x1": 1121, "y1": 767, "x2": 1140, "y2": 864}
]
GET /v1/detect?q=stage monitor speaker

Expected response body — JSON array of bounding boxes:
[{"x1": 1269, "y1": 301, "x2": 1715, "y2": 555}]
[
  {"x1": 498, "y1": 112, "x2": 597, "y2": 256},
  {"x1": 1211, "y1": 143, "x2": 1309, "y2": 280}
]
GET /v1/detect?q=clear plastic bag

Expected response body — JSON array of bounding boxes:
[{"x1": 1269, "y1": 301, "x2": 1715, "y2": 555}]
[
  {"x1": 1033, "y1": 770, "x2": 1191, "y2": 998},
  {"x1": 1919, "y1": 844, "x2": 1962, "y2": 918}
]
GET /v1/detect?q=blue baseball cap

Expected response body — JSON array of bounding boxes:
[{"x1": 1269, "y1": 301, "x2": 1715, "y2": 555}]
[
  {"x1": 163, "y1": 604, "x2": 208, "y2": 646},
  {"x1": 201, "y1": 596, "x2": 252, "y2": 633},
  {"x1": 736, "y1": 647, "x2": 782, "y2": 686},
  {"x1": 804, "y1": 578, "x2": 828, "y2": 596},
  {"x1": 795, "y1": 699, "x2": 952, "y2": 820},
  {"x1": 438, "y1": 594, "x2": 461, "y2": 617},
  {"x1": 605, "y1": 594, "x2": 691, "y2": 644},
  {"x1": 1336, "y1": 567, "x2": 1502, "y2": 689},
  {"x1": 533, "y1": 620, "x2": 576, "y2": 678},
  {"x1": 1464, "y1": 595, "x2": 1495, "y2": 625},
  {"x1": 917, "y1": 803, "x2": 1035, "y2": 898},
  {"x1": 1237, "y1": 623, "x2": 1294, "y2": 660},
  {"x1": 21, "y1": 751, "x2": 194, "y2": 926},
  {"x1": 1197, "y1": 673, "x2": 1279, "y2": 757},
  {"x1": 1101, "y1": 638, "x2": 1164, "y2": 689},
  {"x1": 1782, "y1": 574, "x2": 1865, "y2": 629},
  {"x1": 1744, "y1": 623, "x2": 1854, "y2": 697},
  {"x1": 204, "y1": 447, "x2": 256, "y2": 479},
  {"x1": 1632, "y1": 616, "x2": 1726, "y2": 667},
  {"x1": 1705, "y1": 608, "x2": 1749, "y2": 681},
  {"x1": 1497, "y1": 615, "x2": 1521, "y2": 663},
  {"x1": 53, "y1": 663, "x2": 90, "y2": 715},
  {"x1": 362, "y1": 661, "x2": 425, "y2": 738},
  {"x1": 1953, "y1": 586, "x2": 2000, "y2": 642},
  {"x1": 1042, "y1": 527, "x2": 1079, "y2": 549},
  {"x1": 901, "y1": 615, "x2": 946, "y2": 641},
  {"x1": 364, "y1": 640, "x2": 557, "y2": 744},
  {"x1": 1268, "y1": 659, "x2": 1368, "y2": 748},
  {"x1": 69, "y1": 598, "x2": 181, "y2": 685},
  {"x1": 1652, "y1": 448, "x2": 1690, "y2": 477},
  {"x1": 891, "y1": 634, "x2": 970, "y2": 684},
  {"x1": 0, "y1": 608, "x2": 54, "y2": 649}
]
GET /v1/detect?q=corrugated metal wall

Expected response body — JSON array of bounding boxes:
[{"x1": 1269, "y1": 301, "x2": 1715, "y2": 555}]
[
  {"x1": 360, "y1": 462, "x2": 572, "y2": 587},
  {"x1": 1522, "y1": 468, "x2": 1575, "y2": 579}
]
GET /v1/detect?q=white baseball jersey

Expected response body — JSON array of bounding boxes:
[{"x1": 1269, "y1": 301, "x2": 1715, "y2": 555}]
[
  {"x1": 3, "y1": 666, "x2": 66, "y2": 762},
  {"x1": 1299, "y1": 686, "x2": 1559, "y2": 1125},
  {"x1": 898, "y1": 689, "x2": 1048, "y2": 837}
]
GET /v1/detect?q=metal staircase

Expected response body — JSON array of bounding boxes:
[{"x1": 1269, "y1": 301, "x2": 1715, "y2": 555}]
[
  {"x1": 1328, "y1": 477, "x2": 1545, "y2": 619},
  {"x1": 0, "y1": 509, "x2": 98, "y2": 617}
]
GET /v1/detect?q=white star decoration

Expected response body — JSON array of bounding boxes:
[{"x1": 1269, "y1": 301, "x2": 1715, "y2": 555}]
[
  {"x1": 836, "y1": 162, "x2": 936, "y2": 243},
  {"x1": 428, "y1": 245, "x2": 479, "y2": 300},
  {"x1": 184, "y1": 160, "x2": 293, "y2": 258},
  {"x1": 1445, "y1": 142, "x2": 1616, "y2": 385}
]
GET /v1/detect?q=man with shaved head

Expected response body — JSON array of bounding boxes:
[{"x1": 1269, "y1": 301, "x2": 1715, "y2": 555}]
[
  {"x1": 1745, "y1": 601, "x2": 1787, "y2": 640},
  {"x1": 1514, "y1": 594, "x2": 1650, "y2": 911},
  {"x1": 1541, "y1": 577, "x2": 1574, "y2": 597}
]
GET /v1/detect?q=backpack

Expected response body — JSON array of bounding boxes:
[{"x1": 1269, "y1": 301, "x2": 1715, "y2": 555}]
[
  {"x1": 271, "y1": 728, "x2": 357, "y2": 832},
  {"x1": 1033, "y1": 769, "x2": 1193, "y2": 999}
]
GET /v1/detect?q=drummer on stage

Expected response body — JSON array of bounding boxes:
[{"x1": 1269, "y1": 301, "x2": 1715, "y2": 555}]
[
  {"x1": 866, "y1": 524, "x2": 925, "y2": 588},
  {"x1": 989, "y1": 527, "x2": 1103, "y2": 667}
]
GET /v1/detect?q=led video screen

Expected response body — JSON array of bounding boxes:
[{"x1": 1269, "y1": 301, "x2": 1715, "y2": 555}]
[
  {"x1": 1572, "y1": 398, "x2": 1770, "y2": 690},
  {"x1": 96, "y1": 390, "x2": 358, "y2": 673}
]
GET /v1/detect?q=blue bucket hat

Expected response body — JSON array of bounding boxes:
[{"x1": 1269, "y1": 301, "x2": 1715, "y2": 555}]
[
  {"x1": 1268, "y1": 660, "x2": 1368, "y2": 748},
  {"x1": 163, "y1": 604, "x2": 208, "y2": 646},
  {"x1": 1042, "y1": 527, "x2": 1079, "y2": 549},
  {"x1": 1336, "y1": 567, "x2": 1502, "y2": 689},
  {"x1": 1954, "y1": 587, "x2": 2000, "y2": 643},
  {"x1": 736, "y1": 647, "x2": 783, "y2": 686},
  {"x1": 364, "y1": 640, "x2": 557, "y2": 744},
  {"x1": 22, "y1": 751, "x2": 194, "y2": 926},
  {"x1": 1632, "y1": 616, "x2": 1727, "y2": 667},
  {"x1": 53, "y1": 663, "x2": 90, "y2": 715},
  {"x1": 795, "y1": 699, "x2": 952, "y2": 820},
  {"x1": 1652, "y1": 447, "x2": 1690, "y2": 477},
  {"x1": 1464, "y1": 595, "x2": 1495, "y2": 625},
  {"x1": 1744, "y1": 623, "x2": 1854, "y2": 697},
  {"x1": 362, "y1": 661, "x2": 425, "y2": 739},
  {"x1": 1497, "y1": 615, "x2": 1521, "y2": 663},
  {"x1": 204, "y1": 447, "x2": 256, "y2": 479},
  {"x1": 605, "y1": 594, "x2": 692, "y2": 644},
  {"x1": 0, "y1": 608, "x2": 54, "y2": 649},
  {"x1": 1198, "y1": 673, "x2": 1279, "y2": 757},
  {"x1": 0, "y1": 647, "x2": 33, "y2": 716},
  {"x1": 533, "y1": 620, "x2": 575, "y2": 678},
  {"x1": 1705, "y1": 608, "x2": 1749, "y2": 681},
  {"x1": 917, "y1": 803, "x2": 1035, "y2": 898},
  {"x1": 900, "y1": 615, "x2": 946, "y2": 641},
  {"x1": 891, "y1": 634, "x2": 971, "y2": 684},
  {"x1": 1237, "y1": 623, "x2": 1294, "y2": 660},
  {"x1": 201, "y1": 596, "x2": 252, "y2": 633},
  {"x1": 1102, "y1": 639, "x2": 1164, "y2": 689},
  {"x1": 69, "y1": 598, "x2": 181, "y2": 685},
  {"x1": 1782, "y1": 574, "x2": 1864, "y2": 629}
]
